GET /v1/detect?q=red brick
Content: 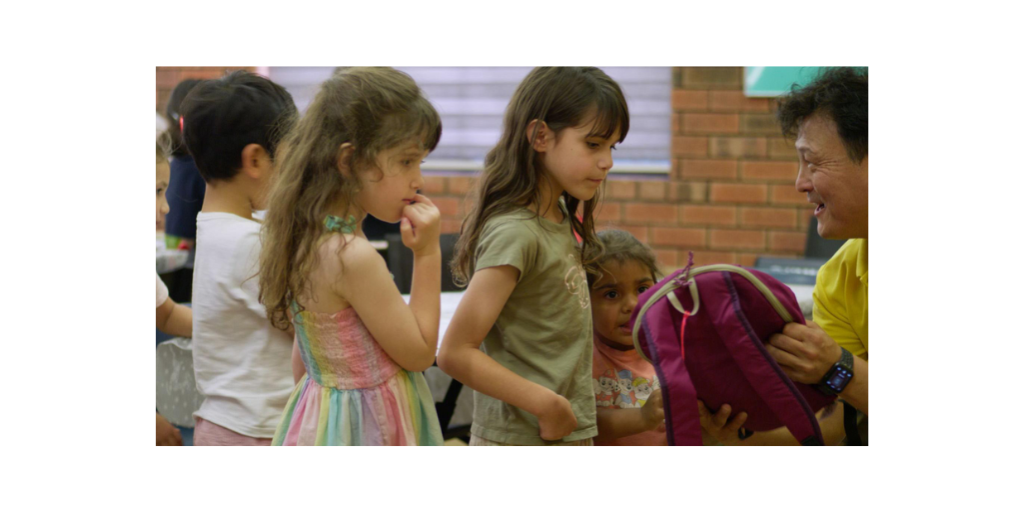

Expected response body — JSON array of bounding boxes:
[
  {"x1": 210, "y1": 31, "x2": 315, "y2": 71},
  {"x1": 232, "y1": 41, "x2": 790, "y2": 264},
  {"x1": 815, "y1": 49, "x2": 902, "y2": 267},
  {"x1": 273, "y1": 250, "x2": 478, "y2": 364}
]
[
  {"x1": 462, "y1": 198, "x2": 477, "y2": 217},
  {"x1": 769, "y1": 231, "x2": 807, "y2": 252},
  {"x1": 709, "y1": 91, "x2": 771, "y2": 112},
  {"x1": 797, "y1": 208, "x2": 815, "y2": 230},
  {"x1": 607, "y1": 180, "x2": 636, "y2": 200},
  {"x1": 709, "y1": 229, "x2": 766, "y2": 250},
  {"x1": 680, "y1": 205, "x2": 737, "y2": 226},
  {"x1": 441, "y1": 219, "x2": 463, "y2": 234},
  {"x1": 672, "y1": 136, "x2": 708, "y2": 157},
  {"x1": 651, "y1": 227, "x2": 707, "y2": 248},
  {"x1": 433, "y1": 197, "x2": 460, "y2": 217},
  {"x1": 741, "y1": 161, "x2": 798, "y2": 182},
  {"x1": 625, "y1": 204, "x2": 678, "y2": 224},
  {"x1": 708, "y1": 137, "x2": 767, "y2": 158},
  {"x1": 447, "y1": 176, "x2": 474, "y2": 196},
  {"x1": 681, "y1": 159, "x2": 738, "y2": 180},
  {"x1": 616, "y1": 224, "x2": 649, "y2": 243},
  {"x1": 683, "y1": 67, "x2": 742, "y2": 90},
  {"x1": 156, "y1": 69, "x2": 182, "y2": 89},
  {"x1": 770, "y1": 184, "x2": 808, "y2": 205},
  {"x1": 672, "y1": 90, "x2": 709, "y2": 111},
  {"x1": 682, "y1": 113, "x2": 740, "y2": 135},
  {"x1": 739, "y1": 207, "x2": 798, "y2": 228},
  {"x1": 422, "y1": 175, "x2": 446, "y2": 194},
  {"x1": 709, "y1": 183, "x2": 768, "y2": 204},
  {"x1": 690, "y1": 251, "x2": 738, "y2": 266},
  {"x1": 738, "y1": 254, "x2": 760, "y2": 267},
  {"x1": 594, "y1": 201, "x2": 622, "y2": 223},
  {"x1": 653, "y1": 249, "x2": 678, "y2": 269},
  {"x1": 667, "y1": 182, "x2": 708, "y2": 204},
  {"x1": 639, "y1": 182, "x2": 667, "y2": 201},
  {"x1": 740, "y1": 113, "x2": 783, "y2": 136},
  {"x1": 768, "y1": 137, "x2": 797, "y2": 159}
]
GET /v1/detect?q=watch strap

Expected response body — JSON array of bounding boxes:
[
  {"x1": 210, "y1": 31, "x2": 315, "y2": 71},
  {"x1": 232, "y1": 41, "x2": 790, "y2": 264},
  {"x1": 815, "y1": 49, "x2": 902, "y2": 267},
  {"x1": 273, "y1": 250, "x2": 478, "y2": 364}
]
[{"x1": 818, "y1": 347, "x2": 854, "y2": 395}]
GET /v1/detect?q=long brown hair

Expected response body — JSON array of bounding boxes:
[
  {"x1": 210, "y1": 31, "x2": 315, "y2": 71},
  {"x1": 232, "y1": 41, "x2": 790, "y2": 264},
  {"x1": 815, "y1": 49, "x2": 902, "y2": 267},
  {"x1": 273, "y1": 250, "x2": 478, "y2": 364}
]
[
  {"x1": 259, "y1": 67, "x2": 441, "y2": 330},
  {"x1": 451, "y1": 67, "x2": 629, "y2": 286}
]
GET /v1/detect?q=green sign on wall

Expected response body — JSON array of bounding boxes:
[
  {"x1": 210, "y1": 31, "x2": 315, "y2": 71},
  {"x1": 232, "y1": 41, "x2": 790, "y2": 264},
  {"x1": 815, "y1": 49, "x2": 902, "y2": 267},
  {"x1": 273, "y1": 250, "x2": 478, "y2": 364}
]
[{"x1": 744, "y1": 67, "x2": 823, "y2": 97}]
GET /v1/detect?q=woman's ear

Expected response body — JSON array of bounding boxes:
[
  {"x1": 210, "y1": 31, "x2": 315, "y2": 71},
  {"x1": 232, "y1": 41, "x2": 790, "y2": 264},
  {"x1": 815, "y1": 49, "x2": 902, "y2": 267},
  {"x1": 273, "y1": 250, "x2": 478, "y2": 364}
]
[
  {"x1": 336, "y1": 142, "x2": 355, "y2": 178},
  {"x1": 525, "y1": 119, "x2": 551, "y2": 152}
]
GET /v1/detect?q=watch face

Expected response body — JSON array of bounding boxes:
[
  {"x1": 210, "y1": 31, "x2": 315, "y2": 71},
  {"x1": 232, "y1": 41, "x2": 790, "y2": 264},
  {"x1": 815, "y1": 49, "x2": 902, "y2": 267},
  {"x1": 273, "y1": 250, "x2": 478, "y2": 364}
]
[{"x1": 827, "y1": 368, "x2": 853, "y2": 391}]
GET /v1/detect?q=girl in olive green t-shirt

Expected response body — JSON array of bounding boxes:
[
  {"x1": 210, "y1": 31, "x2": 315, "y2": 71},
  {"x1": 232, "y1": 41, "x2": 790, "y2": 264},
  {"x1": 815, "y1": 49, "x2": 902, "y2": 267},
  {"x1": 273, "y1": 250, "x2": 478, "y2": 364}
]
[{"x1": 438, "y1": 67, "x2": 631, "y2": 445}]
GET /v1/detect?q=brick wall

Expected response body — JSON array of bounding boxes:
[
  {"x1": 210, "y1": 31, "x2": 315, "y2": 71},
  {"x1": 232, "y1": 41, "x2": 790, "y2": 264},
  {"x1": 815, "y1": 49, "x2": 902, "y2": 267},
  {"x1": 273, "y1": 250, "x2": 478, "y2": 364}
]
[
  {"x1": 422, "y1": 67, "x2": 811, "y2": 271},
  {"x1": 154, "y1": 66, "x2": 811, "y2": 272},
  {"x1": 155, "y1": 67, "x2": 255, "y2": 113}
]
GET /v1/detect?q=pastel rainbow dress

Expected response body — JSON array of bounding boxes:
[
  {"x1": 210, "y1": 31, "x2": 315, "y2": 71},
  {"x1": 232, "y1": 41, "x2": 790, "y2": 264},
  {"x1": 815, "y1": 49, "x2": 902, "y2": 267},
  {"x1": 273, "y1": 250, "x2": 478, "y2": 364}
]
[{"x1": 271, "y1": 215, "x2": 443, "y2": 446}]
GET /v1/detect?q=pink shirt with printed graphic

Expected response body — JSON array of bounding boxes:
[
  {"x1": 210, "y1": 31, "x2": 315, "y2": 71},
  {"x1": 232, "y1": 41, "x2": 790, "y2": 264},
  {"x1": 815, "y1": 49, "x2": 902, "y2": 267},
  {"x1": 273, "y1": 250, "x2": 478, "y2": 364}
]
[{"x1": 592, "y1": 340, "x2": 668, "y2": 446}]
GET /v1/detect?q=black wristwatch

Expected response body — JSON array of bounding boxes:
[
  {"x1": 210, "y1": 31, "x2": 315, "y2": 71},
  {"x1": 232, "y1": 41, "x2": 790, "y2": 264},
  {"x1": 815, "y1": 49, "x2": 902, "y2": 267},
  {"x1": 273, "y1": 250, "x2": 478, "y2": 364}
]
[{"x1": 817, "y1": 347, "x2": 854, "y2": 395}]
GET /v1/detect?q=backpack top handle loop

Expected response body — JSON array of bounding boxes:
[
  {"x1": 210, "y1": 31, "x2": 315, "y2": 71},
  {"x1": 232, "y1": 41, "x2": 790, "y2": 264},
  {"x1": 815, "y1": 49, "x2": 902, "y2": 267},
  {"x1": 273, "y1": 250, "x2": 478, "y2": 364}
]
[
  {"x1": 632, "y1": 278, "x2": 700, "y2": 364},
  {"x1": 667, "y1": 278, "x2": 700, "y2": 317}
]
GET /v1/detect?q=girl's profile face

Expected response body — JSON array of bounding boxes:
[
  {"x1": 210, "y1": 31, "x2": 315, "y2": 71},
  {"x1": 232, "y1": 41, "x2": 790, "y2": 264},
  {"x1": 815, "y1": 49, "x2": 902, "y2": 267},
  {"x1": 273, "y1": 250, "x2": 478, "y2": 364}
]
[
  {"x1": 537, "y1": 116, "x2": 619, "y2": 202},
  {"x1": 353, "y1": 140, "x2": 428, "y2": 223},
  {"x1": 590, "y1": 259, "x2": 655, "y2": 349},
  {"x1": 156, "y1": 160, "x2": 170, "y2": 229}
]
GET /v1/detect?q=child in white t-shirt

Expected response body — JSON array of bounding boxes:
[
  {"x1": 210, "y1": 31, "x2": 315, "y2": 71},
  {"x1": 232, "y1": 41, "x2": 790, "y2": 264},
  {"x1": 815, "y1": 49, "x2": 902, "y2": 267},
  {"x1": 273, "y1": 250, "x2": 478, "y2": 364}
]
[{"x1": 179, "y1": 71, "x2": 298, "y2": 445}]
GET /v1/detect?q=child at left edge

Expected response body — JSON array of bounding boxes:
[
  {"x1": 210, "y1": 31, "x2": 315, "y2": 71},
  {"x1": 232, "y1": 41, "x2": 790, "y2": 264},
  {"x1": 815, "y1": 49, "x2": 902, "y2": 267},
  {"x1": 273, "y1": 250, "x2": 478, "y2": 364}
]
[{"x1": 155, "y1": 138, "x2": 192, "y2": 446}]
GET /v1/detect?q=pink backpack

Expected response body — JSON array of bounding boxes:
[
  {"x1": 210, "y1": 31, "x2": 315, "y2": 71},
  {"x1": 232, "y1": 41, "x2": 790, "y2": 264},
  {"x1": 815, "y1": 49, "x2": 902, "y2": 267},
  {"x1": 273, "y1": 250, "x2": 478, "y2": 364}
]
[{"x1": 630, "y1": 259, "x2": 836, "y2": 445}]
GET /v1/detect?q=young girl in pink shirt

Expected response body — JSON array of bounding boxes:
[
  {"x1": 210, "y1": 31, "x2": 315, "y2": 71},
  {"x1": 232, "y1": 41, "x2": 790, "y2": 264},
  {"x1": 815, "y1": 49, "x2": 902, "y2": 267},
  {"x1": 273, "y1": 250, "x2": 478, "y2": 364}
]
[{"x1": 586, "y1": 230, "x2": 667, "y2": 445}]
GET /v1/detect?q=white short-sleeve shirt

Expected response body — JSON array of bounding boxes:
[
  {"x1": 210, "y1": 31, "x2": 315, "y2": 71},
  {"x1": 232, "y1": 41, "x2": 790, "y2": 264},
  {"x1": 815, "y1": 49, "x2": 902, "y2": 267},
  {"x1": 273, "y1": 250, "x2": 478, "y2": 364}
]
[{"x1": 191, "y1": 212, "x2": 294, "y2": 438}]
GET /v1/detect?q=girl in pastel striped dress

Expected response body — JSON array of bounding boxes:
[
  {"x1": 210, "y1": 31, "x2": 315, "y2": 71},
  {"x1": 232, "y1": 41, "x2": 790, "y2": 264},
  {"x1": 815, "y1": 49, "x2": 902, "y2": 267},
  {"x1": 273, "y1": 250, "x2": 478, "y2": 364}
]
[{"x1": 257, "y1": 68, "x2": 444, "y2": 445}]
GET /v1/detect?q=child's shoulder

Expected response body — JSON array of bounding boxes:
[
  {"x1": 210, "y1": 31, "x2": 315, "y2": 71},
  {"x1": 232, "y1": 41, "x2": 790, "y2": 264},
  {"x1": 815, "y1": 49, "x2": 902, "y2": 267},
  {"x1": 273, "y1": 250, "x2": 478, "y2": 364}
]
[
  {"x1": 196, "y1": 213, "x2": 261, "y2": 260},
  {"x1": 481, "y1": 208, "x2": 539, "y2": 237},
  {"x1": 198, "y1": 212, "x2": 260, "y2": 238},
  {"x1": 317, "y1": 233, "x2": 381, "y2": 273}
]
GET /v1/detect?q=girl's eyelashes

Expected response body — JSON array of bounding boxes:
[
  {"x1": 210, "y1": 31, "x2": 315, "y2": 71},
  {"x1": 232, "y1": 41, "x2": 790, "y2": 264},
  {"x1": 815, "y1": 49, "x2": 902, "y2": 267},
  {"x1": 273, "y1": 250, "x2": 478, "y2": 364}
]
[
  {"x1": 603, "y1": 285, "x2": 650, "y2": 299},
  {"x1": 587, "y1": 140, "x2": 617, "y2": 150}
]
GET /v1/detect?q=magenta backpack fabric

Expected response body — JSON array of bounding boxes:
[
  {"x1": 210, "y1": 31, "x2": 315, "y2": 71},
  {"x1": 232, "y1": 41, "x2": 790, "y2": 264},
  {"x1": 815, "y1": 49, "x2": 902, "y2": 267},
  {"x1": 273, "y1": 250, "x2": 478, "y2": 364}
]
[{"x1": 630, "y1": 263, "x2": 836, "y2": 446}]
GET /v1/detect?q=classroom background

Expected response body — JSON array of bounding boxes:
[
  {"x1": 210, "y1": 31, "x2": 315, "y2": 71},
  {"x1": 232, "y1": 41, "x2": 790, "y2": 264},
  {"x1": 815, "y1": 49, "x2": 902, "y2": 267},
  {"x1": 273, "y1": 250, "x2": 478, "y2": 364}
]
[
  {"x1": 156, "y1": 66, "x2": 831, "y2": 272},
  {"x1": 155, "y1": 66, "x2": 842, "y2": 446}
]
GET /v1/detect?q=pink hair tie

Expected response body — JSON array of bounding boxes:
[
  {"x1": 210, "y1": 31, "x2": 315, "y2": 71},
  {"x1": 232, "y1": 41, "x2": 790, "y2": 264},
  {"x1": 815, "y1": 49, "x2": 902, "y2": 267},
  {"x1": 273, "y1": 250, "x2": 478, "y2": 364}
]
[{"x1": 179, "y1": 116, "x2": 184, "y2": 133}]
